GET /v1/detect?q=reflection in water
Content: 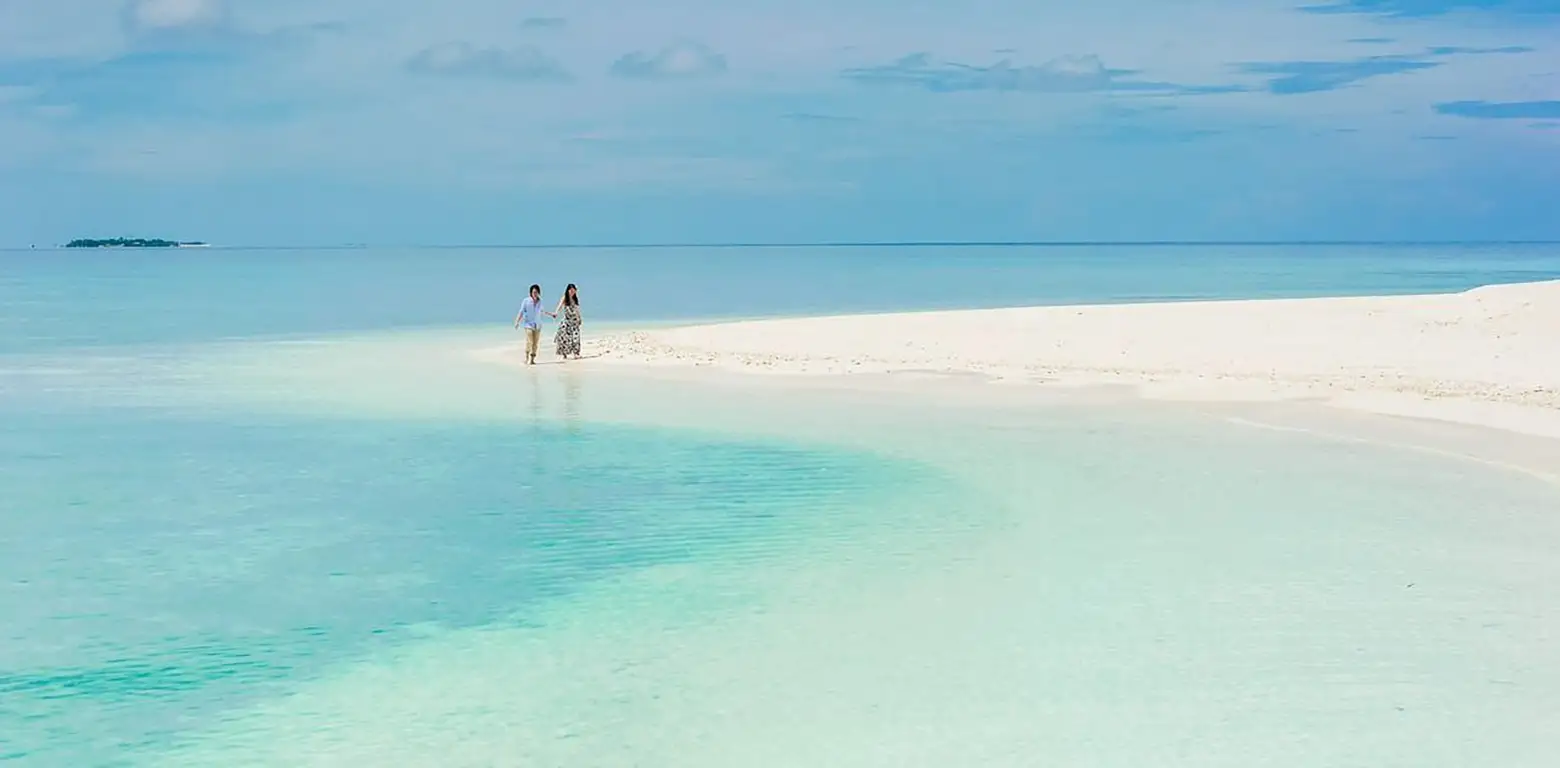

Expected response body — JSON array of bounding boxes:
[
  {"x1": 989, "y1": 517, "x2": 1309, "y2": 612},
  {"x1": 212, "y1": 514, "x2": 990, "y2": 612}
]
[
  {"x1": 562, "y1": 367, "x2": 583, "y2": 434},
  {"x1": 525, "y1": 368, "x2": 544, "y2": 426},
  {"x1": 558, "y1": 369, "x2": 584, "y2": 517},
  {"x1": 513, "y1": 365, "x2": 584, "y2": 433}
]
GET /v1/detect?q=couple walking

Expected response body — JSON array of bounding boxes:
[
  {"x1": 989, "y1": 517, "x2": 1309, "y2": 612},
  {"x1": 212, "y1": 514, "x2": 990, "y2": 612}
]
[{"x1": 513, "y1": 283, "x2": 583, "y2": 365}]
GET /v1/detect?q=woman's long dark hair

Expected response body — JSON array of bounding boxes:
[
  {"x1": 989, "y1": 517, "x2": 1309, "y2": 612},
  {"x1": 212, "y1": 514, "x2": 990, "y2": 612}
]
[{"x1": 563, "y1": 283, "x2": 579, "y2": 307}]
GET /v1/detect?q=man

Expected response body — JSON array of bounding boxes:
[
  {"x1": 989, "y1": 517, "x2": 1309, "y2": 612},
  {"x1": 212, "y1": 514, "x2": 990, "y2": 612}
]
[{"x1": 513, "y1": 284, "x2": 554, "y2": 365}]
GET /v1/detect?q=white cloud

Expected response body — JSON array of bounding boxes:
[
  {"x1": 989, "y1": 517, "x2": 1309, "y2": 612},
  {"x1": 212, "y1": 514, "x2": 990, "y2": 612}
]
[
  {"x1": 2, "y1": 0, "x2": 1553, "y2": 220},
  {"x1": 125, "y1": 0, "x2": 227, "y2": 33},
  {"x1": 610, "y1": 42, "x2": 727, "y2": 79}
]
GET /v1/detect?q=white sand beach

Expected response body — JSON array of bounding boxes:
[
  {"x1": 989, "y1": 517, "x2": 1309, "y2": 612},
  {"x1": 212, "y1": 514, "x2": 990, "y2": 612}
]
[{"x1": 584, "y1": 280, "x2": 1560, "y2": 439}]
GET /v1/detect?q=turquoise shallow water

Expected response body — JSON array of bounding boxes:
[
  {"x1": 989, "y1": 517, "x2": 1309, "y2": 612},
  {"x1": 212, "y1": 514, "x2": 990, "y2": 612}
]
[
  {"x1": 60, "y1": 346, "x2": 1556, "y2": 768},
  {"x1": 4, "y1": 244, "x2": 1560, "y2": 765},
  {"x1": 1, "y1": 395, "x2": 962, "y2": 764}
]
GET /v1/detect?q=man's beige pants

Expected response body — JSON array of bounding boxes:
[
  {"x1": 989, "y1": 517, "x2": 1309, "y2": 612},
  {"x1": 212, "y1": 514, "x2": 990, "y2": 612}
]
[{"x1": 524, "y1": 327, "x2": 540, "y2": 361}]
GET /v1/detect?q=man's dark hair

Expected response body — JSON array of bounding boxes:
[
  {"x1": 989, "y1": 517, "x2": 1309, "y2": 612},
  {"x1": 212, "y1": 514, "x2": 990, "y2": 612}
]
[{"x1": 529, "y1": 284, "x2": 541, "y2": 294}]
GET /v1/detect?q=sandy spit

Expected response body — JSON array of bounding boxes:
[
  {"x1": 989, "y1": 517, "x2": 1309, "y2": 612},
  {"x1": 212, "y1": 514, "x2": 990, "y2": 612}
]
[{"x1": 567, "y1": 281, "x2": 1560, "y2": 438}]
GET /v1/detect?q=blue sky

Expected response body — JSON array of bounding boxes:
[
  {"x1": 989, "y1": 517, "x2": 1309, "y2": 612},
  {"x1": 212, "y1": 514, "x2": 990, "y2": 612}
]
[{"x1": 1, "y1": 0, "x2": 1557, "y2": 245}]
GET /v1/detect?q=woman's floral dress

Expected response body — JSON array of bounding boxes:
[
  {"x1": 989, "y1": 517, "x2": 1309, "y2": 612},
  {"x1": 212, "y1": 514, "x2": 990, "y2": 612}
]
[{"x1": 555, "y1": 303, "x2": 582, "y2": 357}]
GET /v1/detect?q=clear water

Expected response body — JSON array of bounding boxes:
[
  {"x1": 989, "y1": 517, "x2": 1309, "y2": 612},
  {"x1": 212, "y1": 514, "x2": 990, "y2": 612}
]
[
  {"x1": 5, "y1": 243, "x2": 1560, "y2": 353},
  {"x1": 3, "y1": 244, "x2": 1560, "y2": 766},
  {"x1": 1, "y1": 402, "x2": 946, "y2": 764}
]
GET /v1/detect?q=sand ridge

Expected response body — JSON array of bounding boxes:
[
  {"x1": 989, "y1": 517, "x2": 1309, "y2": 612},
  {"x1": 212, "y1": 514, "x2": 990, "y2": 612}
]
[{"x1": 574, "y1": 280, "x2": 1560, "y2": 437}]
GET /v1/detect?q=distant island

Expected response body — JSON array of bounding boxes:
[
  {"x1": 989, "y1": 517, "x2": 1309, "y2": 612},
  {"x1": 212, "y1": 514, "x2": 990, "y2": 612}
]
[{"x1": 65, "y1": 238, "x2": 208, "y2": 248}]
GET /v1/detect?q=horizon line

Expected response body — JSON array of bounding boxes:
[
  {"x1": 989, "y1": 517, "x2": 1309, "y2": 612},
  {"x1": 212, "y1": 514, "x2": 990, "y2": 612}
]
[{"x1": 8, "y1": 238, "x2": 1560, "y2": 251}]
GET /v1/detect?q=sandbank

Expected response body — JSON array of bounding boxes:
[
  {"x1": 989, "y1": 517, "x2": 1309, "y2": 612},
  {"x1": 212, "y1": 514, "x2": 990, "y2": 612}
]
[{"x1": 559, "y1": 280, "x2": 1560, "y2": 440}]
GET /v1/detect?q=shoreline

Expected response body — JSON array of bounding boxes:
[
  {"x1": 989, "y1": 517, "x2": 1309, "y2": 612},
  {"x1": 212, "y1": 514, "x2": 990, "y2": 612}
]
[
  {"x1": 167, "y1": 289, "x2": 1560, "y2": 765},
  {"x1": 478, "y1": 279, "x2": 1560, "y2": 441}
]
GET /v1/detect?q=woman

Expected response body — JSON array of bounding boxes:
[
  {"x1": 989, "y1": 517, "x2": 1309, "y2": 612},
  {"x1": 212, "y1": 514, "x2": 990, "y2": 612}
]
[{"x1": 553, "y1": 283, "x2": 583, "y2": 360}]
